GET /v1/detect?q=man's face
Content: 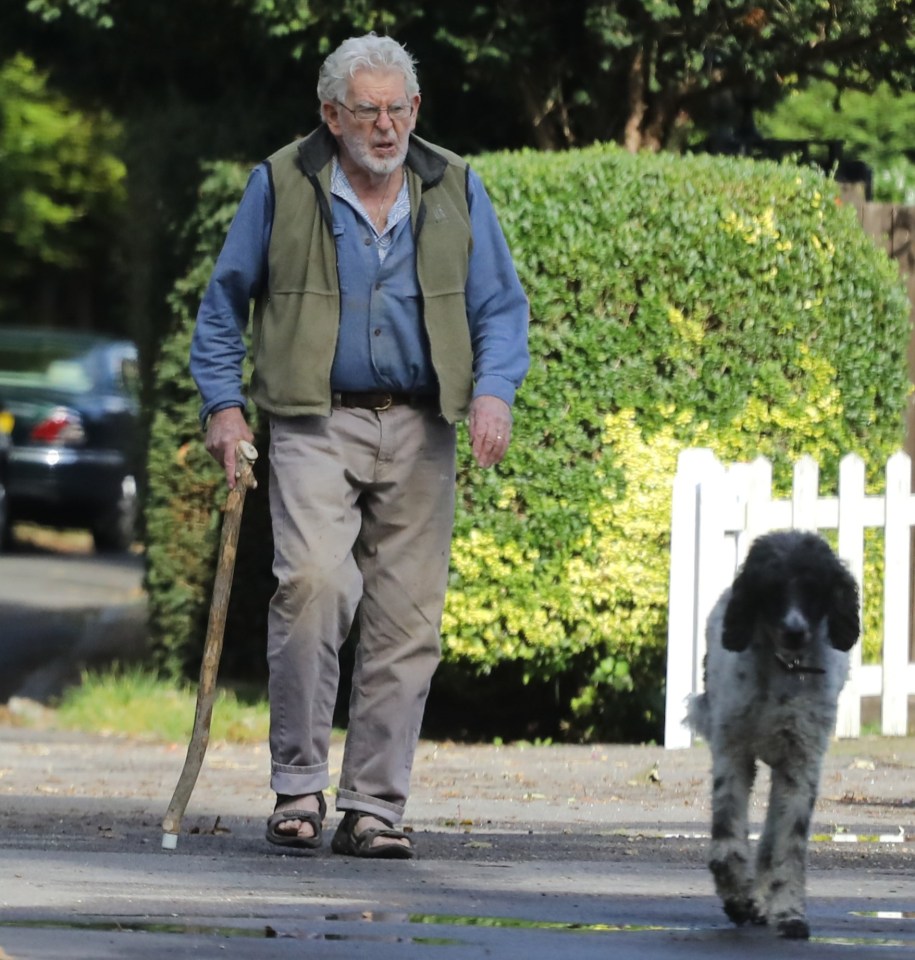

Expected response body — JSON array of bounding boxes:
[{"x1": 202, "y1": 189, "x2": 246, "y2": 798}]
[{"x1": 323, "y1": 69, "x2": 420, "y2": 176}]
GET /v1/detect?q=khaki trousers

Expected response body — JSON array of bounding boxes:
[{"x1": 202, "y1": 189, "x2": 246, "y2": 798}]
[{"x1": 266, "y1": 405, "x2": 456, "y2": 823}]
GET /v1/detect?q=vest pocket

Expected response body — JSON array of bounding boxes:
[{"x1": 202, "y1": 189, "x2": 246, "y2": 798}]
[{"x1": 254, "y1": 290, "x2": 339, "y2": 409}]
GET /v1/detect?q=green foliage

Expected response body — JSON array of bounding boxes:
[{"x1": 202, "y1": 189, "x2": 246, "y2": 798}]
[
  {"x1": 7, "y1": 0, "x2": 914, "y2": 375},
  {"x1": 9, "y1": 1, "x2": 915, "y2": 154},
  {"x1": 455, "y1": 145, "x2": 908, "y2": 738},
  {"x1": 52, "y1": 667, "x2": 270, "y2": 744},
  {"x1": 145, "y1": 145, "x2": 910, "y2": 742},
  {"x1": 144, "y1": 161, "x2": 273, "y2": 680},
  {"x1": 759, "y1": 80, "x2": 915, "y2": 203},
  {"x1": 872, "y1": 158, "x2": 915, "y2": 207},
  {"x1": 421, "y1": 0, "x2": 915, "y2": 149},
  {"x1": 0, "y1": 53, "x2": 125, "y2": 313},
  {"x1": 247, "y1": 0, "x2": 414, "y2": 55},
  {"x1": 25, "y1": 0, "x2": 113, "y2": 27}
]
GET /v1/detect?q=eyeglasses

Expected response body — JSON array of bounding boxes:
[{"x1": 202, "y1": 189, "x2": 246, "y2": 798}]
[{"x1": 335, "y1": 100, "x2": 414, "y2": 124}]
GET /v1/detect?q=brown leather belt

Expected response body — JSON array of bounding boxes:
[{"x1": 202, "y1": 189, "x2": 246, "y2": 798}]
[{"x1": 332, "y1": 391, "x2": 437, "y2": 411}]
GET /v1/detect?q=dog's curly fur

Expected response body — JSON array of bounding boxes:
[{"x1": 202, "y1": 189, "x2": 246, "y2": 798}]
[{"x1": 686, "y1": 530, "x2": 860, "y2": 939}]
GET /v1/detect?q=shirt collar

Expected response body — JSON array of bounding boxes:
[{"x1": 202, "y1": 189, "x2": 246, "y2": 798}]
[{"x1": 330, "y1": 156, "x2": 410, "y2": 239}]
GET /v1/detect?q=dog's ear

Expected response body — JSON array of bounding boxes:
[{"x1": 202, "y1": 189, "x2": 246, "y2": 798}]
[
  {"x1": 828, "y1": 562, "x2": 860, "y2": 651},
  {"x1": 721, "y1": 574, "x2": 754, "y2": 651}
]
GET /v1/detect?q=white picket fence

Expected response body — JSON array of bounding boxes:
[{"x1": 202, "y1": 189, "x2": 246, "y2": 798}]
[{"x1": 664, "y1": 448, "x2": 915, "y2": 749}]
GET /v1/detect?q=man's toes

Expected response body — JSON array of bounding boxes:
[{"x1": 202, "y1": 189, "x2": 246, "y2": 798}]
[
  {"x1": 357, "y1": 816, "x2": 409, "y2": 849},
  {"x1": 275, "y1": 817, "x2": 315, "y2": 839},
  {"x1": 274, "y1": 795, "x2": 321, "y2": 838}
]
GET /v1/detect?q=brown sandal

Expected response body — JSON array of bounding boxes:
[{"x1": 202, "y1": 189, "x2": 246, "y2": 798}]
[
  {"x1": 331, "y1": 810, "x2": 415, "y2": 859},
  {"x1": 265, "y1": 791, "x2": 326, "y2": 849}
]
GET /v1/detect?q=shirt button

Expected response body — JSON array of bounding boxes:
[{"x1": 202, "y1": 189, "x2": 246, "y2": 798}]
[
  {"x1": 375, "y1": 282, "x2": 382, "y2": 291},
  {"x1": 373, "y1": 329, "x2": 382, "y2": 337},
  {"x1": 363, "y1": 237, "x2": 372, "y2": 246}
]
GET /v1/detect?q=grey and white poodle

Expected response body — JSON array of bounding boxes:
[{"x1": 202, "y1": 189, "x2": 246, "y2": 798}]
[{"x1": 686, "y1": 529, "x2": 860, "y2": 939}]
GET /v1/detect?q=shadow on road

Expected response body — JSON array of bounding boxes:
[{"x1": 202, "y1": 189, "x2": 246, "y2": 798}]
[{"x1": 0, "y1": 523, "x2": 148, "y2": 703}]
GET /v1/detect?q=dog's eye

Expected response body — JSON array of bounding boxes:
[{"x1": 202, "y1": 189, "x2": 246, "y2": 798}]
[{"x1": 761, "y1": 594, "x2": 790, "y2": 620}]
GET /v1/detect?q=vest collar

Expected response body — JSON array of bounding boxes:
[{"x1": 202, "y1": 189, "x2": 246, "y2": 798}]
[{"x1": 295, "y1": 125, "x2": 448, "y2": 189}]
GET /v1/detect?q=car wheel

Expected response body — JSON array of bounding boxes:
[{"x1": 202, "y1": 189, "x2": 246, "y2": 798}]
[{"x1": 91, "y1": 474, "x2": 138, "y2": 553}]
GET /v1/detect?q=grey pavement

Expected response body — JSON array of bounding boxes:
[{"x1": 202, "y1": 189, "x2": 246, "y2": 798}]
[
  {"x1": 0, "y1": 724, "x2": 913, "y2": 959},
  {"x1": 0, "y1": 548, "x2": 147, "y2": 702},
  {"x1": 0, "y1": 546, "x2": 913, "y2": 958}
]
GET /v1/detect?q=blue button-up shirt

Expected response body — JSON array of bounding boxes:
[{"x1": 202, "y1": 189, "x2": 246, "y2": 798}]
[{"x1": 191, "y1": 153, "x2": 529, "y2": 424}]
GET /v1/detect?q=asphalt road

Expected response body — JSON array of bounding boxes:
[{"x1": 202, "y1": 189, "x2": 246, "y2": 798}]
[
  {"x1": 0, "y1": 540, "x2": 147, "y2": 701},
  {"x1": 0, "y1": 539, "x2": 912, "y2": 959},
  {"x1": 0, "y1": 725, "x2": 913, "y2": 959}
]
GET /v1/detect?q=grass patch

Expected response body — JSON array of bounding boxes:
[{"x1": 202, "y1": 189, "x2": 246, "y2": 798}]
[
  {"x1": 11, "y1": 522, "x2": 95, "y2": 554},
  {"x1": 50, "y1": 668, "x2": 270, "y2": 744}
]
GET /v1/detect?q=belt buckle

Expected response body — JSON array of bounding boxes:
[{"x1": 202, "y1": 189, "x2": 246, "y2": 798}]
[{"x1": 373, "y1": 393, "x2": 393, "y2": 411}]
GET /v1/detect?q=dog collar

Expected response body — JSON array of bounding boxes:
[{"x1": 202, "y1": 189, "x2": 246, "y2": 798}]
[{"x1": 774, "y1": 651, "x2": 827, "y2": 675}]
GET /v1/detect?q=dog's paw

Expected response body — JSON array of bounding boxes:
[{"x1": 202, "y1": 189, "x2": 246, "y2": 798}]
[
  {"x1": 722, "y1": 897, "x2": 755, "y2": 926},
  {"x1": 749, "y1": 901, "x2": 767, "y2": 926},
  {"x1": 776, "y1": 917, "x2": 810, "y2": 940}
]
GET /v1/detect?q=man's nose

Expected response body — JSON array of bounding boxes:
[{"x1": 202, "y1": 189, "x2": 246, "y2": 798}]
[{"x1": 374, "y1": 109, "x2": 395, "y2": 130}]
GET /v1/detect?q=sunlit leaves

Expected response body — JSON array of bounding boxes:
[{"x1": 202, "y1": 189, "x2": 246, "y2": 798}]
[
  {"x1": 144, "y1": 145, "x2": 910, "y2": 737},
  {"x1": 0, "y1": 53, "x2": 125, "y2": 281}
]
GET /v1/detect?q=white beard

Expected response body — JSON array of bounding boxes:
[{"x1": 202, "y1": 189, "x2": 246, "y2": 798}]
[{"x1": 342, "y1": 130, "x2": 409, "y2": 176}]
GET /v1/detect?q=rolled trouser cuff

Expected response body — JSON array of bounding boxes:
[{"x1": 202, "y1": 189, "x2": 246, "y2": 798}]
[
  {"x1": 335, "y1": 788, "x2": 404, "y2": 824},
  {"x1": 270, "y1": 760, "x2": 329, "y2": 798}
]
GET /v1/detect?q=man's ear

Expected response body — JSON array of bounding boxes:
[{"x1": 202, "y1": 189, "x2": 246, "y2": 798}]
[
  {"x1": 408, "y1": 93, "x2": 421, "y2": 131},
  {"x1": 322, "y1": 100, "x2": 343, "y2": 135}
]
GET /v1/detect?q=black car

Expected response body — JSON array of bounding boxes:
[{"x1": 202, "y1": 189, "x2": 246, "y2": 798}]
[
  {"x1": 0, "y1": 408, "x2": 11, "y2": 549},
  {"x1": 0, "y1": 328, "x2": 140, "y2": 552}
]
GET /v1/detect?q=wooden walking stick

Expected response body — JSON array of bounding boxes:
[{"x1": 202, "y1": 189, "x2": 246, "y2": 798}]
[{"x1": 162, "y1": 439, "x2": 258, "y2": 850}]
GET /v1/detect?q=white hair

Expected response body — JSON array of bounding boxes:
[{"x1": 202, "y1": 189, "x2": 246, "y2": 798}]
[{"x1": 317, "y1": 33, "x2": 419, "y2": 109}]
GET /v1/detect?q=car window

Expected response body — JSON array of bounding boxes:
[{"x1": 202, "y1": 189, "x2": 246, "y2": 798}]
[
  {"x1": 0, "y1": 340, "x2": 97, "y2": 394},
  {"x1": 114, "y1": 351, "x2": 140, "y2": 398},
  {"x1": 46, "y1": 360, "x2": 93, "y2": 392}
]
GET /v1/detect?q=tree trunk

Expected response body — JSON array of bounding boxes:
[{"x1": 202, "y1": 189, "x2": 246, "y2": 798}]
[
  {"x1": 623, "y1": 49, "x2": 648, "y2": 153},
  {"x1": 519, "y1": 75, "x2": 564, "y2": 151}
]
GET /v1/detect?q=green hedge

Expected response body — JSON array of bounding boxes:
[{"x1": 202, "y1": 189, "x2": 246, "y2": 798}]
[
  {"x1": 144, "y1": 144, "x2": 910, "y2": 742},
  {"x1": 144, "y1": 162, "x2": 273, "y2": 682}
]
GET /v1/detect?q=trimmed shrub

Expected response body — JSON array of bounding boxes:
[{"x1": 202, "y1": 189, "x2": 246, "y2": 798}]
[
  {"x1": 145, "y1": 144, "x2": 910, "y2": 741},
  {"x1": 144, "y1": 161, "x2": 273, "y2": 681}
]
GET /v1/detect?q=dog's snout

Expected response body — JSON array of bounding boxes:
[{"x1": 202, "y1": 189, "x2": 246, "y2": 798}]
[{"x1": 782, "y1": 610, "x2": 809, "y2": 649}]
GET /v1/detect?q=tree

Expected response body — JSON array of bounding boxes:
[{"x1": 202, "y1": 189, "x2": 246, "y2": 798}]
[
  {"x1": 9, "y1": 1, "x2": 914, "y2": 153},
  {"x1": 0, "y1": 0, "x2": 327, "y2": 352},
  {"x1": 419, "y1": 0, "x2": 915, "y2": 151},
  {"x1": 3, "y1": 0, "x2": 912, "y2": 350},
  {"x1": 759, "y1": 80, "x2": 915, "y2": 203},
  {"x1": 0, "y1": 53, "x2": 125, "y2": 326}
]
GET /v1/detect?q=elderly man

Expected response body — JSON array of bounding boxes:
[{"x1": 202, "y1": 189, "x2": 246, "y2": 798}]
[{"x1": 190, "y1": 32, "x2": 529, "y2": 858}]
